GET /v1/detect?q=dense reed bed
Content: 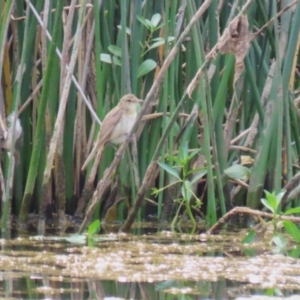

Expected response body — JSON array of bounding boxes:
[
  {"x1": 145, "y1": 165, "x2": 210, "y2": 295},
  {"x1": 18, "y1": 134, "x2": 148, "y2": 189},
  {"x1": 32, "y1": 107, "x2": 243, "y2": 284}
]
[{"x1": 0, "y1": 0, "x2": 299, "y2": 232}]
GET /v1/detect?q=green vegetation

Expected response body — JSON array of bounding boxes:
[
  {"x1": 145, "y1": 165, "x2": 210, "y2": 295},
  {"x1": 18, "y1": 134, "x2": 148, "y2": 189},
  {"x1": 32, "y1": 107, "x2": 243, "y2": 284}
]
[
  {"x1": 240, "y1": 190, "x2": 300, "y2": 254},
  {"x1": 0, "y1": 1, "x2": 300, "y2": 233},
  {"x1": 257, "y1": 191, "x2": 300, "y2": 244},
  {"x1": 88, "y1": 219, "x2": 101, "y2": 236},
  {"x1": 153, "y1": 143, "x2": 205, "y2": 227}
]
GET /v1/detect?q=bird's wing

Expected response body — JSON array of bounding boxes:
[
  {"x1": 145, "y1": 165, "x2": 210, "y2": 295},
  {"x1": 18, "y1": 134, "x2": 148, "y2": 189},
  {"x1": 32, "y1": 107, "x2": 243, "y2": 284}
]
[
  {"x1": 81, "y1": 142, "x2": 101, "y2": 171},
  {"x1": 96, "y1": 106, "x2": 123, "y2": 147},
  {"x1": 82, "y1": 106, "x2": 123, "y2": 171}
]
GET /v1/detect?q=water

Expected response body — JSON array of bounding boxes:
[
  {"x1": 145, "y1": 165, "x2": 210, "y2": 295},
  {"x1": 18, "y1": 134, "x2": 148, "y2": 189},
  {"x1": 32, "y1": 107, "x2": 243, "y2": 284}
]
[{"x1": 0, "y1": 224, "x2": 300, "y2": 299}]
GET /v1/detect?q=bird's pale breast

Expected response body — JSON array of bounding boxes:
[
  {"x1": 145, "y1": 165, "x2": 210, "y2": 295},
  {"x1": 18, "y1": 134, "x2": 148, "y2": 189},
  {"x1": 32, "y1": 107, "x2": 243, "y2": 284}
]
[{"x1": 110, "y1": 111, "x2": 137, "y2": 144}]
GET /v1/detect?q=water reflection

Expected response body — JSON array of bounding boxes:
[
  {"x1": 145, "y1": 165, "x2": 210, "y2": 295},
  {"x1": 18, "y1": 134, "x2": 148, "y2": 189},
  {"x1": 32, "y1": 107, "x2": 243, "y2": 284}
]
[{"x1": 0, "y1": 227, "x2": 300, "y2": 299}]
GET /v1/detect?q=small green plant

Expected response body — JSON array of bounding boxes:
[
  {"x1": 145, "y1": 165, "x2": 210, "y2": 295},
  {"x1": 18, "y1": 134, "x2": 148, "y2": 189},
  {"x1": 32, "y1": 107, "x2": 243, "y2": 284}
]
[
  {"x1": 261, "y1": 190, "x2": 285, "y2": 234},
  {"x1": 153, "y1": 143, "x2": 207, "y2": 227},
  {"x1": 88, "y1": 219, "x2": 101, "y2": 237},
  {"x1": 86, "y1": 219, "x2": 101, "y2": 247},
  {"x1": 100, "y1": 13, "x2": 174, "y2": 78},
  {"x1": 243, "y1": 190, "x2": 300, "y2": 250},
  {"x1": 262, "y1": 190, "x2": 300, "y2": 244},
  {"x1": 136, "y1": 13, "x2": 175, "y2": 57}
]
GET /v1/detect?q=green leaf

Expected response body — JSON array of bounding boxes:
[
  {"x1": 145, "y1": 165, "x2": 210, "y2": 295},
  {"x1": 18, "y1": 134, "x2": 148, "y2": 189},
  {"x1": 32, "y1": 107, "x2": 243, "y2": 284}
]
[
  {"x1": 88, "y1": 219, "x2": 101, "y2": 236},
  {"x1": 262, "y1": 190, "x2": 279, "y2": 213},
  {"x1": 151, "y1": 37, "x2": 165, "y2": 42},
  {"x1": 288, "y1": 247, "x2": 300, "y2": 258},
  {"x1": 158, "y1": 162, "x2": 180, "y2": 180},
  {"x1": 265, "y1": 190, "x2": 284, "y2": 207},
  {"x1": 150, "y1": 13, "x2": 161, "y2": 27},
  {"x1": 181, "y1": 180, "x2": 193, "y2": 202},
  {"x1": 136, "y1": 15, "x2": 151, "y2": 29},
  {"x1": 187, "y1": 148, "x2": 201, "y2": 161},
  {"x1": 224, "y1": 164, "x2": 251, "y2": 180},
  {"x1": 261, "y1": 198, "x2": 276, "y2": 214},
  {"x1": 108, "y1": 45, "x2": 122, "y2": 57},
  {"x1": 283, "y1": 220, "x2": 300, "y2": 243},
  {"x1": 151, "y1": 187, "x2": 159, "y2": 196},
  {"x1": 166, "y1": 154, "x2": 182, "y2": 165},
  {"x1": 152, "y1": 36, "x2": 175, "y2": 42},
  {"x1": 284, "y1": 207, "x2": 300, "y2": 215},
  {"x1": 242, "y1": 230, "x2": 257, "y2": 244},
  {"x1": 137, "y1": 59, "x2": 157, "y2": 78},
  {"x1": 265, "y1": 289, "x2": 275, "y2": 296},
  {"x1": 166, "y1": 154, "x2": 181, "y2": 164},
  {"x1": 100, "y1": 53, "x2": 121, "y2": 66},
  {"x1": 148, "y1": 36, "x2": 175, "y2": 51},
  {"x1": 148, "y1": 40, "x2": 166, "y2": 51},
  {"x1": 191, "y1": 169, "x2": 207, "y2": 185},
  {"x1": 179, "y1": 142, "x2": 189, "y2": 162}
]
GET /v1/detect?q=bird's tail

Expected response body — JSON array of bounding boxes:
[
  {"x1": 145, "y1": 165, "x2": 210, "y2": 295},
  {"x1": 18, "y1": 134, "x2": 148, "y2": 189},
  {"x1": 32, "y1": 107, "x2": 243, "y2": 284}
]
[{"x1": 82, "y1": 143, "x2": 103, "y2": 171}]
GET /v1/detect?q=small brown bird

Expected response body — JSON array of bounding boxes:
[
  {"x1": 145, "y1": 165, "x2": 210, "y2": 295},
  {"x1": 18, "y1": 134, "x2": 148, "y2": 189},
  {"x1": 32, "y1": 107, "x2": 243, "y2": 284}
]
[{"x1": 82, "y1": 94, "x2": 143, "y2": 170}]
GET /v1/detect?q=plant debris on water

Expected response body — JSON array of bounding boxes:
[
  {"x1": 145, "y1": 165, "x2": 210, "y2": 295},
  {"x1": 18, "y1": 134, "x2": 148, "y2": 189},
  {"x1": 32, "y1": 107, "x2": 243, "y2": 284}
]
[{"x1": 1, "y1": 229, "x2": 300, "y2": 298}]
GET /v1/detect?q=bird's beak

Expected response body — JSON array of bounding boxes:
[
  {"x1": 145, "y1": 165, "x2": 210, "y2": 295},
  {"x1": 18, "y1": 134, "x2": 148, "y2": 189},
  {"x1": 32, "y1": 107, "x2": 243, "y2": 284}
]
[{"x1": 136, "y1": 99, "x2": 143, "y2": 104}]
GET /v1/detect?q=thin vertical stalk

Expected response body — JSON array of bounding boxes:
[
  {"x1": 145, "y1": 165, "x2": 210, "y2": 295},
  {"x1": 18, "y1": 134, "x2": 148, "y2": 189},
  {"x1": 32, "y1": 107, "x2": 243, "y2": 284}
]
[
  {"x1": 2, "y1": 2, "x2": 28, "y2": 231},
  {"x1": 40, "y1": 0, "x2": 88, "y2": 219},
  {"x1": 93, "y1": 0, "x2": 105, "y2": 115},
  {"x1": 130, "y1": 0, "x2": 142, "y2": 94},
  {"x1": 0, "y1": 0, "x2": 13, "y2": 84},
  {"x1": 18, "y1": 0, "x2": 64, "y2": 226},
  {"x1": 282, "y1": 0, "x2": 300, "y2": 186},
  {"x1": 157, "y1": 0, "x2": 171, "y2": 221},
  {"x1": 272, "y1": 0, "x2": 283, "y2": 193},
  {"x1": 120, "y1": 0, "x2": 130, "y2": 94}
]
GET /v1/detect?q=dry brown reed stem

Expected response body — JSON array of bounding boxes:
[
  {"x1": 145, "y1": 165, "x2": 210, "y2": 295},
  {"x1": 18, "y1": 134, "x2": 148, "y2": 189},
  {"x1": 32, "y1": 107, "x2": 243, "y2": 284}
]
[
  {"x1": 17, "y1": 72, "x2": 43, "y2": 116},
  {"x1": 68, "y1": 7, "x2": 94, "y2": 48},
  {"x1": 75, "y1": 20, "x2": 95, "y2": 196},
  {"x1": 78, "y1": 0, "x2": 214, "y2": 233},
  {"x1": 282, "y1": 173, "x2": 300, "y2": 208},
  {"x1": 141, "y1": 112, "x2": 189, "y2": 121},
  {"x1": 229, "y1": 145, "x2": 256, "y2": 153},
  {"x1": 288, "y1": 27, "x2": 300, "y2": 89},
  {"x1": 230, "y1": 128, "x2": 251, "y2": 145},
  {"x1": 56, "y1": 0, "x2": 77, "y2": 220},
  {"x1": 40, "y1": 2, "x2": 87, "y2": 215},
  {"x1": 25, "y1": 0, "x2": 101, "y2": 126},
  {"x1": 60, "y1": 0, "x2": 76, "y2": 90},
  {"x1": 207, "y1": 206, "x2": 300, "y2": 235}
]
